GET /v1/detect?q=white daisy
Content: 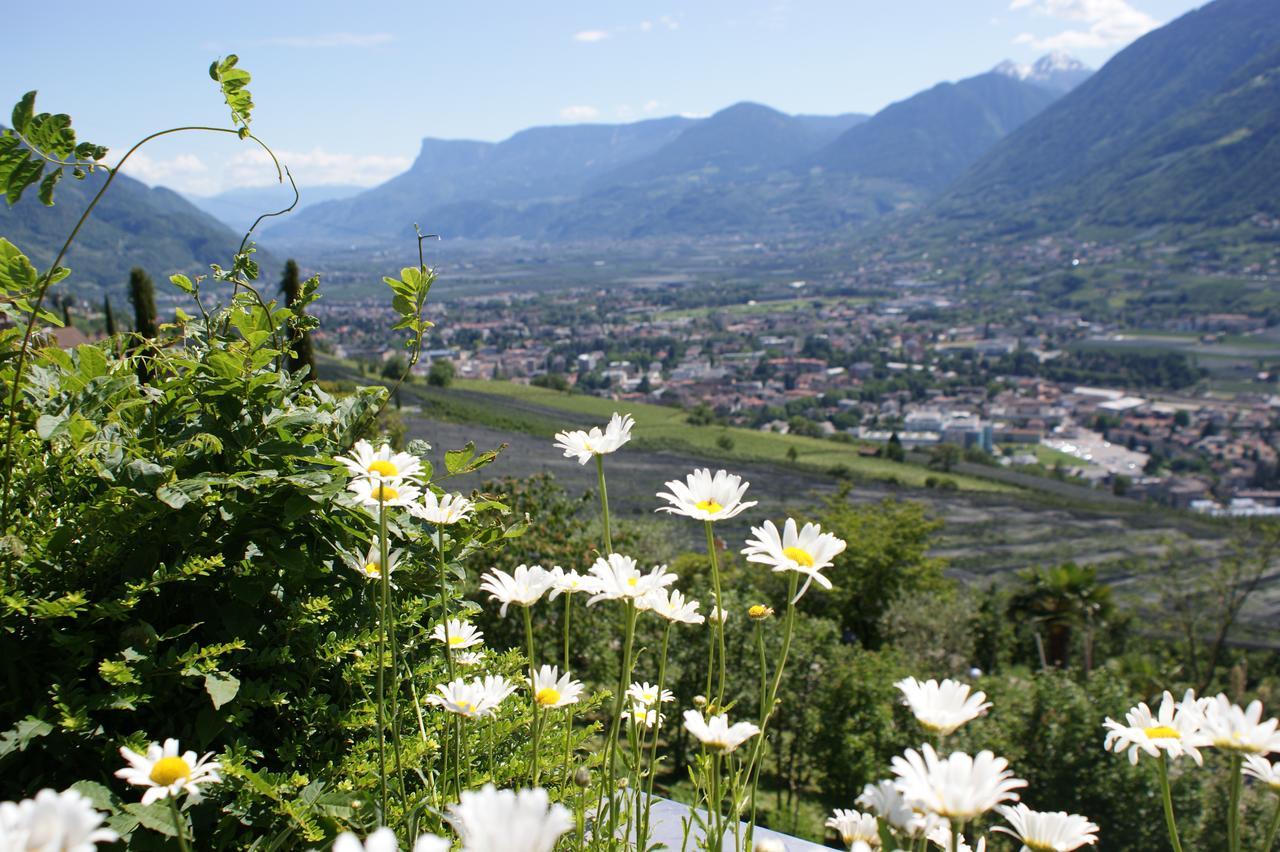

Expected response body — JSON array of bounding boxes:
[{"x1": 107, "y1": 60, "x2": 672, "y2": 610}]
[
  {"x1": 0, "y1": 788, "x2": 118, "y2": 851},
  {"x1": 531, "y1": 665, "x2": 584, "y2": 708},
  {"x1": 553, "y1": 412, "x2": 635, "y2": 464},
  {"x1": 825, "y1": 809, "x2": 880, "y2": 849},
  {"x1": 656, "y1": 468, "x2": 756, "y2": 522},
  {"x1": 431, "y1": 618, "x2": 484, "y2": 650},
  {"x1": 115, "y1": 738, "x2": 222, "y2": 804},
  {"x1": 1199, "y1": 694, "x2": 1280, "y2": 755},
  {"x1": 642, "y1": 588, "x2": 705, "y2": 624},
  {"x1": 622, "y1": 703, "x2": 666, "y2": 730},
  {"x1": 335, "y1": 440, "x2": 424, "y2": 483},
  {"x1": 448, "y1": 784, "x2": 574, "y2": 852},
  {"x1": 347, "y1": 477, "x2": 421, "y2": 509},
  {"x1": 857, "y1": 779, "x2": 931, "y2": 838},
  {"x1": 1243, "y1": 754, "x2": 1280, "y2": 791},
  {"x1": 479, "y1": 675, "x2": 518, "y2": 711},
  {"x1": 741, "y1": 518, "x2": 846, "y2": 601},
  {"x1": 426, "y1": 677, "x2": 513, "y2": 719},
  {"x1": 411, "y1": 490, "x2": 474, "y2": 525},
  {"x1": 890, "y1": 744, "x2": 1025, "y2": 820},
  {"x1": 585, "y1": 554, "x2": 677, "y2": 605},
  {"x1": 707, "y1": 605, "x2": 731, "y2": 625},
  {"x1": 927, "y1": 826, "x2": 987, "y2": 852},
  {"x1": 332, "y1": 827, "x2": 449, "y2": 852},
  {"x1": 479, "y1": 564, "x2": 556, "y2": 617},
  {"x1": 895, "y1": 677, "x2": 992, "y2": 736},
  {"x1": 682, "y1": 710, "x2": 760, "y2": 754},
  {"x1": 627, "y1": 682, "x2": 675, "y2": 707},
  {"x1": 1102, "y1": 691, "x2": 1206, "y2": 765},
  {"x1": 346, "y1": 543, "x2": 404, "y2": 582},
  {"x1": 548, "y1": 567, "x2": 598, "y2": 599},
  {"x1": 747, "y1": 604, "x2": 775, "y2": 621},
  {"x1": 456, "y1": 650, "x2": 486, "y2": 667},
  {"x1": 994, "y1": 803, "x2": 1099, "y2": 851}
]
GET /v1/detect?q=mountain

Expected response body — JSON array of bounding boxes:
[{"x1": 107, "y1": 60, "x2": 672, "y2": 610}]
[
  {"x1": 936, "y1": 0, "x2": 1280, "y2": 232},
  {"x1": 187, "y1": 184, "x2": 364, "y2": 234},
  {"x1": 812, "y1": 71, "x2": 1061, "y2": 193},
  {"x1": 0, "y1": 167, "x2": 254, "y2": 292},
  {"x1": 267, "y1": 116, "x2": 697, "y2": 244},
  {"x1": 993, "y1": 52, "x2": 1093, "y2": 94}
]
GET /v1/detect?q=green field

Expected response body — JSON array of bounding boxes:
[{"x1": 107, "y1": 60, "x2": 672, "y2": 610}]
[{"x1": 450, "y1": 379, "x2": 1014, "y2": 493}]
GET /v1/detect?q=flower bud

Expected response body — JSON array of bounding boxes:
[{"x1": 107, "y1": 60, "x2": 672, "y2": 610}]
[
  {"x1": 748, "y1": 604, "x2": 774, "y2": 621},
  {"x1": 753, "y1": 839, "x2": 785, "y2": 852},
  {"x1": 616, "y1": 777, "x2": 629, "y2": 790},
  {"x1": 574, "y1": 767, "x2": 591, "y2": 788},
  {"x1": 693, "y1": 695, "x2": 707, "y2": 708}
]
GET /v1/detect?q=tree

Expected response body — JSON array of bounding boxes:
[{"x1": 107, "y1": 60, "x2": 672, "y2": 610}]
[
  {"x1": 103, "y1": 295, "x2": 116, "y2": 337},
  {"x1": 927, "y1": 443, "x2": 960, "y2": 472},
  {"x1": 127, "y1": 267, "x2": 158, "y2": 339},
  {"x1": 427, "y1": 359, "x2": 455, "y2": 387},
  {"x1": 1009, "y1": 563, "x2": 1113, "y2": 671},
  {"x1": 279, "y1": 259, "x2": 317, "y2": 379},
  {"x1": 381, "y1": 354, "x2": 408, "y2": 381},
  {"x1": 885, "y1": 433, "x2": 906, "y2": 462}
]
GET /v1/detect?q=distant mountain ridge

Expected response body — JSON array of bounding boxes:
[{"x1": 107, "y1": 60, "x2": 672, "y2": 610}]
[
  {"x1": 934, "y1": 0, "x2": 1280, "y2": 232},
  {"x1": 187, "y1": 184, "x2": 364, "y2": 235},
  {"x1": 266, "y1": 55, "x2": 1080, "y2": 246},
  {"x1": 992, "y1": 51, "x2": 1093, "y2": 93}
]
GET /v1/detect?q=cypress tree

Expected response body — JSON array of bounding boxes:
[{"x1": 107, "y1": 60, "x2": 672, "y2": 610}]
[
  {"x1": 280, "y1": 259, "x2": 317, "y2": 380},
  {"x1": 127, "y1": 267, "x2": 159, "y2": 340},
  {"x1": 60, "y1": 295, "x2": 72, "y2": 327},
  {"x1": 103, "y1": 295, "x2": 117, "y2": 337}
]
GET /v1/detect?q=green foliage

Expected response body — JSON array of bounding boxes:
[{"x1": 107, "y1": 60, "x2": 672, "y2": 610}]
[
  {"x1": 0, "y1": 91, "x2": 107, "y2": 207},
  {"x1": 426, "y1": 359, "x2": 454, "y2": 388},
  {"x1": 126, "y1": 267, "x2": 157, "y2": 338},
  {"x1": 208, "y1": 56, "x2": 254, "y2": 137},
  {"x1": 279, "y1": 259, "x2": 317, "y2": 379}
]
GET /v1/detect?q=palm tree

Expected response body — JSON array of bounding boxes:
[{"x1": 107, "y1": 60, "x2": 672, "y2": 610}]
[{"x1": 1009, "y1": 562, "x2": 1113, "y2": 671}]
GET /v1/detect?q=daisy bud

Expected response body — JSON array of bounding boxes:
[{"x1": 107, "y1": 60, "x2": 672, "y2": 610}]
[
  {"x1": 748, "y1": 604, "x2": 774, "y2": 621},
  {"x1": 754, "y1": 840, "x2": 785, "y2": 852},
  {"x1": 574, "y1": 767, "x2": 592, "y2": 788},
  {"x1": 617, "y1": 777, "x2": 629, "y2": 790},
  {"x1": 694, "y1": 695, "x2": 708, "y2": 708}
]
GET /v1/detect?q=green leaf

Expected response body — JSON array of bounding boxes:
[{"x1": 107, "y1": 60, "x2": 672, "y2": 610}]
[
  {"x1": 209, "y1": 55, "x2": 254, "y2": 131},
  {"x1": 169, "y1": 273, "x2": 194, "y2": 294},
  {"x1": 444, "y1": 442, "x2": 476, "y2": 475},
  {"x1": 123, "y1": 801, "x2": 178, "y2": 837},
  {"x1": 204, "y1": 671, "x2": 240, "y2": 709},
  {"x1": 69, "y1": 780, "x2": 118, "y2": 814},
  {"x1": 0, "y1": 716, "x2": 52, "y2": 758},
  {"x1": 36, "y1": 163, "x2": 60, "y2": 206},
  {"x1": 10, "y1": 91, "x2": 35, "y2": 134}
]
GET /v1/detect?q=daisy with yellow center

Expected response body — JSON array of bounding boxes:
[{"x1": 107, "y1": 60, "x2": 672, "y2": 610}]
[
  {"x1": 995, "y1": 803, "x2": 1099, "y2": 852},
  {"x1": 347, "y1": 476, "x2": 421, "y2": 509},
  {"x1": 115, "y1": 738, "x2": 221, "y2": 804},
  {"x1": 410, "y1": 490, "x2": 475, "y2": 525},
  {"x1": 431, "y1": 618, "x2": 483, "y2": 650},
  {"x1": 553, "y1": 412, "x2": 636, "y2": 465},
  {"x1": 335, "y1": 439, "x2": 424, "y2": 483},
  {"x1": 531, "y1": 665, "x2": 583, "y2": 708},
  {"x1": 346, "y1": 544, "x2": 404, "y2": 582},
  {"x1": 1199, "y1": 694, "x2": 1280, "y2": 755},
  {"x1": 895, "y1": 676, "x2": 992, "y2": 736},
  {"x1": 656, "y1": 468, "x2": 756, "y2": 522},
  {"x1": 682, "y1": 710, "x2": 760, "y2": 754},
  {"x1": 585, "y1": 554, "x2": 678, "y2": 605},
  {"x1": 741, "y1": 518, "x2": 847, "y2": 602},
  {"x1": 748, "y1": 604, "x2": 774, "y2": 621},
  {"x1": 1102, "y1": 691, "x2": 1205, "y2": 765}
]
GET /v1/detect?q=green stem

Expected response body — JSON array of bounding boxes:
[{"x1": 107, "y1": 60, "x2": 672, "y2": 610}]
[
  {"x1": 387, "y1": 587, "x2": 407, "y2": 810},
  {"x1": 596, "y1": 454, "x2": 613, "y2": 554},
  {"x1": 704, "y1": 520, "x2": 726, "y2": 708},
  {"x1": 168, "y1": 797, "x2": 190, "y2": 852},
  {"x1": 523, "y1": 605, "x2": 541, "y2": 786},
  {"x1": 746, "y1": 622, "x2": 769, "y2": 849},
  {"x1": 1157, "y1": 753, "x2": 1184, "y2": 852},
  {"x1": 1228, "y1": 753, "x2": 1242, "y2": 852},
  {"x1": 437, "y1": 530, "x2": 455, "y2": 680},
  {"x1": 597, "y1": 601, "x2": 638, "y2": 844},
  {"x1": 744, "y1": 574, "x2": 799, "y2": 845},
  {"x1": 563, "y1": 594, "x2": 574, "y2": 782},
  {"x1": 1263, "y1": 794, "x2": 1280, "y2": 852},
  {"x1": 950, "y1": 820, "x2": 963, "y2": 852},
  {"x1": 376, "y1": 499, "x2": 389, "y2": 818},
  {"x1": 640, "y1": 623, "x2": 673, "y2": 848}
]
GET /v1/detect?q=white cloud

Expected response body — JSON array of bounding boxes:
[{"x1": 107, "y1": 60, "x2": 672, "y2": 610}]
[
  {"x1": 573, "y1": 30, "x2": 610, "y2": 42},
  {"x1": 1011, "y1": 0, "x2": 1159, "y2": 50},
  {"x1": 643, "y1": 100, "x2": 661, "y2": 113},
  {"x1": 560, "y1": 106, "x2": 600, "y2": 121},
  {"x1": 227, "y1": 147, "x2": 411, "y2": 189},
  {"x1": 658, "y1": 15, "x2": 680, "y2": 30},
  {"x1": 640, "y1": 20, "x2": 653, "y2": 32},
  {"x1": 261, "y1": 32, "x2": 394, "y2": 48},
  {"x1": 120, "y1": 151, "x2": 219, "y2": 195}
]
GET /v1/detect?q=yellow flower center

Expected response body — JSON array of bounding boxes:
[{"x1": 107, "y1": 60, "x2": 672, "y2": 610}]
[
  {"x1": 448, "y1": 635, "x2": 468, "y2": 646},
  {"x1": 695, "y1": 499, "x2": 724, "y2": 514},
  {"x1": 1146, "y1": 725, "x2": 1180, "y2": 739},
  {"x1": 367, "y1": 459, "x2": 399, "y2": 477},
  {"x1": 627, "y1": 577, "x2": 639, "y2": 587},
  {"x1": 456, "y1": 700, "x2": 474, "y2": 714},
  {"x1": 363, "y1": 562, "x2": 383, "y2": 578},
  {"x1": 372, "y1": 484, "x2": 399, "y2": 502},
  {"x1": 782, "y1": 546, "x2": 814, "y2": 567},
  {"x1": 748, "y1": 604, "x2": 772, "y2": 619},
  {"x1": 536, "y1": 687, "x2": 561, "y2": 706},
  {"x1": 149, "y1": 756, "x2": 192, "y2": 787}
]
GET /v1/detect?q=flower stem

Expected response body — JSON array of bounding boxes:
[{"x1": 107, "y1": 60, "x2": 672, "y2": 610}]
[
  {"x1": 523, "y1": 605, "x2": 541, "y2": 786},
  {"x1": 596, "y1": 454, "x2": 613, "y2": 555},
  {"x1": 376, "y1": 498, "x2": 389, "y2": 819},
  {"x1": 744, "y1": 574, "x2": 799, "y2": 846},
  {"x1": 640, "y1": 622, "x2": 673, "y2": 848},
  {"x1": 1264, "y1": 793, "x2": 1280, "y2": 852},
  {"x1": 597, "y1": 601, "x2": 638, "y2": 843},
  {"x1": 704, "y1": 520, "x2": 726, "y2": 708},
  {"x1": 950, "y1": 820, "x2": 963, "y2": 852},
  {"x1": 168, "y1": 798, "x2": 191, "y2": 852},
  {"x1": 1157, "y1": 753, "x2": 1184, "y2": 852},
  {"x1": 745, "y1": 621, "x2": 769, "y2": 849},
  {"x1": 1228, "y1": 753, "x2": 1242, "y2": 852},
  {"x1": 563, "y1": 594, "x2": 574, "y2": 783},
  {"x1": 437, "y1": 528, "x2": 458, "y2": 800}
]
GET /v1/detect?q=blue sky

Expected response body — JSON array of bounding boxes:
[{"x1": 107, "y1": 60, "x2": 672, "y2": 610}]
[{"x1": 4, "y1": 0, "x2": 1205, "y2": 195}]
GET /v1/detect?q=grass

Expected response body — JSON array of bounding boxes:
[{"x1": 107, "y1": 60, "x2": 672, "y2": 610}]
[
  {"x1": 999, "y1": 443, "x2": 1097, "y2": 469},
  {"x1": 451, "y1": 379, "x2": 1015, "y2": 493}
]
